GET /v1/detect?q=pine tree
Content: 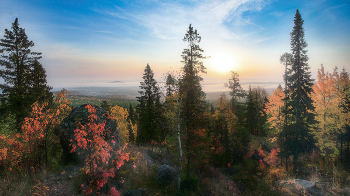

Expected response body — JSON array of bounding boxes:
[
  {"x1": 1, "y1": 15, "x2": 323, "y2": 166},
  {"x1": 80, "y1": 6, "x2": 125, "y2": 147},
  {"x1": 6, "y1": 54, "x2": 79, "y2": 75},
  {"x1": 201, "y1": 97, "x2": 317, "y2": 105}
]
[
  {"x1": 225, "y1": 71, "x2": 245, "y2": 105},
  {"x1": 0, "y1": 18, "x2": 42, "y2": 128},
  {"x1": 180, "y1": 24, "x2": 207, "y2": 177},
  {"x1": 280, "y1": 10, "x2": 315, "y2": 173},
  {"x1": 289, "y1": 10, "x2": 315, "y2": 125},
  {"x1": 136, "y1": 64, "x2": 162, "y2": 144}
]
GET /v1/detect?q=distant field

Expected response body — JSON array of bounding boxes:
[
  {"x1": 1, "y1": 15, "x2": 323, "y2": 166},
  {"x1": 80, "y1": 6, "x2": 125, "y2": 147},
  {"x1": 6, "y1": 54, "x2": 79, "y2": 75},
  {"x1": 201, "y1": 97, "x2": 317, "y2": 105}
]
[
  {"x1": 53, "y1": 89, "x2": 138, "y2": 108},
  {"x1": 53, "y1": 85, "x2": 278, "y2": 108}
]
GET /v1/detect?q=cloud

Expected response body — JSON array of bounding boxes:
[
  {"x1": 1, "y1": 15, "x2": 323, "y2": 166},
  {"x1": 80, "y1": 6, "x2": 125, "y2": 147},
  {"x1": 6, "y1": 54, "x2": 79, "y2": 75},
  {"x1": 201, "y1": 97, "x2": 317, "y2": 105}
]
[{"x1": 107, "y1": 0, "x2": 271, "y2": 40}]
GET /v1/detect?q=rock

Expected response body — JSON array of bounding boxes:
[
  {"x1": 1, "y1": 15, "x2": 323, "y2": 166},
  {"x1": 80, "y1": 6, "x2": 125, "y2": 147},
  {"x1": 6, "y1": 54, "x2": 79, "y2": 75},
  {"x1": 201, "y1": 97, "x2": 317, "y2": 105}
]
[
  {"x1": 294, "y1": 179, "x2": 315, "y2": 189},
  {"x1": 143, "y1": 153, "x2": 153, "y2": 165},
  {"x1": 276, "y1": 179, "x2": 337, "y2": 196},
  {"x1": 155, "y1": 165, "x2": 178, "y2": 187},
  {"x1": 56, "y1": 104, "x2": 122, "y2": 163}
]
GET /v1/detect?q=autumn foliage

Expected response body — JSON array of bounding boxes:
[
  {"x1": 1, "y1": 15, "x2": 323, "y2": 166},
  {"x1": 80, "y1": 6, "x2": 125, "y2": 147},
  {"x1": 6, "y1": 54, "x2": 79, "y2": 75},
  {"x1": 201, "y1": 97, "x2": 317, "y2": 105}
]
[
  {"x1": 70, "y1": 104, "x2": 129, "y2": 195},
  {"x1": 0, "y1": 89, "x2": 71, "y2": 177}
]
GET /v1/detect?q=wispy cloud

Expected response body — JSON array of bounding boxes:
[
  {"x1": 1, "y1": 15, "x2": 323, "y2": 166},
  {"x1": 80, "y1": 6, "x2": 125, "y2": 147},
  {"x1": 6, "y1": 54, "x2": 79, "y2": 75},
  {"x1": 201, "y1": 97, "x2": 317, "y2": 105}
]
[
  {"x1": 106, "y1": 0, "x2": 271, "y2": 40},
  {"x1": 325, "y1": 3, "x2": 346, "y2": 11}
]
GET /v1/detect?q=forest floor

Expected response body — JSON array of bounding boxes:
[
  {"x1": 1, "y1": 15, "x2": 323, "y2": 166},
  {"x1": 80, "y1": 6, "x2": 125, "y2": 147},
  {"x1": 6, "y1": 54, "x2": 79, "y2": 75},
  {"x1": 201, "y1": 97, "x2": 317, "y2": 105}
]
[{"x1": 44, "y1": 164, "x2": 81, "y2": 196}]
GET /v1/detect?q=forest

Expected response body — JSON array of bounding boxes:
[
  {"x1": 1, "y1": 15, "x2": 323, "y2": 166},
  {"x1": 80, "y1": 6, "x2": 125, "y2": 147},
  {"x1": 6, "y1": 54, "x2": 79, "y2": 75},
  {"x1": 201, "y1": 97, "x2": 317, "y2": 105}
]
[{"x1": 0, "y1": 9, "x2": 349, "y2": 196}]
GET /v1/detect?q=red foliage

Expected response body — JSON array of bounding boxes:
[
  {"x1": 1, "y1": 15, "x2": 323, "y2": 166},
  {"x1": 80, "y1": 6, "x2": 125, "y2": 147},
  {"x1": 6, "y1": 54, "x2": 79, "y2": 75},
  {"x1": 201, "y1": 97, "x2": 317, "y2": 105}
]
[
  {"x1": 265, "y1": 148, "x2": 280, "y2": 166},
  {"x1": 70, "y1": 104, "x2": 129, "y2": 196}
]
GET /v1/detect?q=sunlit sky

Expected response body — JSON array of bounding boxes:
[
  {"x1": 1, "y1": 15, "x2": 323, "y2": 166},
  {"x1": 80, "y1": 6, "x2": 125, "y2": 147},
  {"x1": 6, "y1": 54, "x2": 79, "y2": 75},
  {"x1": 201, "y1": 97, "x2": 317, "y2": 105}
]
[{"x1": 1, "y1": 0, "x2": 349, "y2": 92}]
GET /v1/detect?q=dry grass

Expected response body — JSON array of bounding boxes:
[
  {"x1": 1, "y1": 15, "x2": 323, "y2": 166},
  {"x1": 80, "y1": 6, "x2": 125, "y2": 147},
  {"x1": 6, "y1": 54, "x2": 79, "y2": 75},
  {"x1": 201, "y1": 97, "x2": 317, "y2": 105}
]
[{"x1": 309, "y1": 166, "x2": 321, "y2": 182}]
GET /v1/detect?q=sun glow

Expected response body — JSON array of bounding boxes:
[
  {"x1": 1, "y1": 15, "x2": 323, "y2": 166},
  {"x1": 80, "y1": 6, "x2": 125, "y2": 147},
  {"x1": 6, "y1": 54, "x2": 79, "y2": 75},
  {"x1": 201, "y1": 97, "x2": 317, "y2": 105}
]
[{"x1": 209, "y1": 52, "x2": 236, "y2": 72}]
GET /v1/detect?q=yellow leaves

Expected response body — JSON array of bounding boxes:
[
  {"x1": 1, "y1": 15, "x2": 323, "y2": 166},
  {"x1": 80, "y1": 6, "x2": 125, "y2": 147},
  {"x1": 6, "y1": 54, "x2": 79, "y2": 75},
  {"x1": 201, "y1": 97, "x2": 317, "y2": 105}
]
[
  {"x1": 311, "y1": 65, "x2": 350, "y2": 160},
  {"x1": 265, "y1": 86, "x2": 285, "y2": 134},
  {"x1": 110, "y1": 105, "x2": 130, "y2": 143}
]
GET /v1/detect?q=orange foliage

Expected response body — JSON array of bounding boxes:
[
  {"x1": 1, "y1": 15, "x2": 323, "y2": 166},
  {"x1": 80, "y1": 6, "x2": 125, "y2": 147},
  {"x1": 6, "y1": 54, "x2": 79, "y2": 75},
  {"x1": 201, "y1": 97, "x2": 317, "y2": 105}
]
[
  {"x1": 264, "y1": 86, "x2": 285, "y2": 136},
  {"x1": 311, "y1": 65, "x2": 349, "y2": 159},
  {"x1": 0, "y1": 89, "x2": 71, "y2": 174},
  {"x1": 70, "y1": 104, "x2": 129, "y2": 195}
]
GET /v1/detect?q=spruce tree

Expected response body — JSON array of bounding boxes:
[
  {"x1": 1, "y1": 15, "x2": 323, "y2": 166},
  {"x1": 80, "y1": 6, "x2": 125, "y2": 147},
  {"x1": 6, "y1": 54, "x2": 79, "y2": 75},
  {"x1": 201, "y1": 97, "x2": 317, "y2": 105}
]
[
  {"x1": 280, "y1": 10, "x2": 315, "y2": 173},
  {"x1": 180, "y1": 24, "x2": 206, "y2": 130},
  {"x1": 0, "y1": 18, "x2": 42, "y2": 128},
  {"x1": 136, "y1": 64, "x2": 162, "y2": 144},
  {"x1": 180, "y1": 24, "x2": 207, "y2": 177}
]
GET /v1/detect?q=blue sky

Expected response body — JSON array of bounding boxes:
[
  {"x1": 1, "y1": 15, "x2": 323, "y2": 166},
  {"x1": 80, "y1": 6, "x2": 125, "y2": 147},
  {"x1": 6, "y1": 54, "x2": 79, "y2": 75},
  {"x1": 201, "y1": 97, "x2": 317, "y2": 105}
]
[{"x1": 1, "y1": 0, "x2": 349, "y2": 91}]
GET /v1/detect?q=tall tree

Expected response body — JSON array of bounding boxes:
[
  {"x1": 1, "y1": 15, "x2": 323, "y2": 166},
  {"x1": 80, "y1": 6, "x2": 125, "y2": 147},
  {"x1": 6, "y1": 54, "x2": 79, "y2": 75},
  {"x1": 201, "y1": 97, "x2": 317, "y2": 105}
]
[
  {"x1": 136, "y1": 64, "x2": 162, "y2": 144},
  {"x1": 180, "y1": 24, "x2": 206, "y2": 177},
  {"x1": 280, "y1": 10, "x2": 315, "y2": 173},
  {"x1": 0, "y1": 18, "x2": 42, "y2": 128}
]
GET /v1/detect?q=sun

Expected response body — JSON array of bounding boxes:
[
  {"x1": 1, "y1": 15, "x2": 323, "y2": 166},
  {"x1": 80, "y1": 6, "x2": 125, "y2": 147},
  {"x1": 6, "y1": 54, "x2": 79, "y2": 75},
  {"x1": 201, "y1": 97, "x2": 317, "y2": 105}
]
[{"x1": 209, "y1": 52, "x2": 236, "y2": 72}]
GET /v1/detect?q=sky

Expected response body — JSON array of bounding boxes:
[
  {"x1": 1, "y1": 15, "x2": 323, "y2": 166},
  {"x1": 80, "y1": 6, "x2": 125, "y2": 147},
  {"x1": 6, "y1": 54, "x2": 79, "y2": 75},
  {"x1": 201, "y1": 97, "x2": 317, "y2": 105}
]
[{"x1": 0, "y1": 0, "x2": 350, "y2": 92}]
